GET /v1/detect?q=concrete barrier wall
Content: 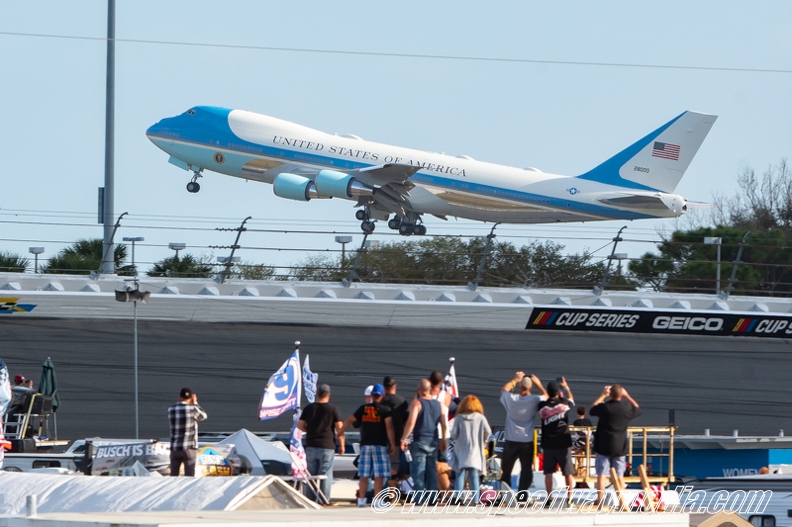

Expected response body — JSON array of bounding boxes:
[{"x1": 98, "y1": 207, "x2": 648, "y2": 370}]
[{"x1": 3, "y1": 273, "x2": 792, "y2": 332}]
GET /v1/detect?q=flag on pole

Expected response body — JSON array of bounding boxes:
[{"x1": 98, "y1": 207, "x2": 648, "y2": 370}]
[
  {"x1": 0, "y1": 358, "x2": 11, "y2": 416},
  {"x1": 259, "y1": 350, "x2": 301, "y2": 420},
  {"x1": 303, "y1": 355, "x2": 318, "y2": 404},
  {"x1": 443, "y1": 359, "x2": 459, "y2": 399},
  {"x1": 289, "y1": 409, "x2": 309, "y2": 477}
]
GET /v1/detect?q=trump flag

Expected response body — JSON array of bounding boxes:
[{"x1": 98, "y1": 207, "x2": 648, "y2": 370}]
[
  {"x1": 303, "y1": 355, "x2": 318, "y2": 404},
  {"x1": 259, "y1": 351, "x2": 301, "y2": 420}
]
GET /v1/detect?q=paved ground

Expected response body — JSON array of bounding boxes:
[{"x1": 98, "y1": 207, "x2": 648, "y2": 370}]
[{"x1": 1, "y1": 318, "x2": 791, "y2": 440}]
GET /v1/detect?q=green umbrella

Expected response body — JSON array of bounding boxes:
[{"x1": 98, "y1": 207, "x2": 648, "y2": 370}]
[{"x1": 38, "y1": 357, "x2": 59, "y2": 412}]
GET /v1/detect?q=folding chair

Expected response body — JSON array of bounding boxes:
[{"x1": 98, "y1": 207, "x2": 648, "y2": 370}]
[{"x1": 289, "y1": 451, "x2": 329, "y2": 505}]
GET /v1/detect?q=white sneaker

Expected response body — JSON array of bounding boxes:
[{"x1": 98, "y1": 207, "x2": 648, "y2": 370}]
[{"x1": 357, "y1": 497, "x2": 367, "y2": 508}]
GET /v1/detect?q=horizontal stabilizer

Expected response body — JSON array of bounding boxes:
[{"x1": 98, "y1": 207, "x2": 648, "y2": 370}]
[
  {"x1": 577, "y1": 111, "x2": 717, "y2": 193},
  {"x1": 597, "y1": 195, "x2": 669, "y2": 210}
]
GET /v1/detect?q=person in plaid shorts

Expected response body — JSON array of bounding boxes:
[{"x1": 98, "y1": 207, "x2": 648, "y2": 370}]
[{"x1": 341, "y1": 383, "x2": 396, "y2": 507}]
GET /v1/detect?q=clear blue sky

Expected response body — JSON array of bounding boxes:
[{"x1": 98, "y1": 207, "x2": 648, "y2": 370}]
[{"x1": 1, "y1": 1, "x2": 790, "y2": 274}]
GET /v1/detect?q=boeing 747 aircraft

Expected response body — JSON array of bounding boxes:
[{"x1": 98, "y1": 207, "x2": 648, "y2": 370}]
[{"x1": 147, "y1": 108, "x2": 716, "y2": 235}]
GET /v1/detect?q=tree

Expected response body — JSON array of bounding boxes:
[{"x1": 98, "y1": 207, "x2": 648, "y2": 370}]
[
  {"x1": 289, "y1": 254, "x2": 342, "y2": 282},
  {"x1": 626, "y1": 159, "x2": 792, "y2": 296},
  {"x1": 233, "y1": 262, "x2": 276, "y2": 281},
  {"x1": 43, "y1": 239, "x2": 131, "y2": 275},
  {"x1": 146, "y1": 254, "x2": 214, "y2": 278},
  {"x1": 0, "y1": 252, "x2": 29, "y2": 273},
  {"x1": 286, "y1": 237, "x2": 609, "y2": 288},
  {"x1": 629, "y1": 226, "x2": 792, "y2": 295},
  {"x1": 711, "y1": 159, "x2": 792, "y2": 230},
  {"x1": 485, "y1": 240, "x2": 609, "y2": 288}
]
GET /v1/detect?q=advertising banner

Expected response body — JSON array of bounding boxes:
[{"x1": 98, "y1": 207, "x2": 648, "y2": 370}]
[{"x1": 527, "y1": 307, "x2": 792, "y2": 338}]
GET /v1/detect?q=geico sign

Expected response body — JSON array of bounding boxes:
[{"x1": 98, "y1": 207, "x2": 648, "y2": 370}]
[{"x1": 652, "y1": 316, "x2": 723, "y2": 331}]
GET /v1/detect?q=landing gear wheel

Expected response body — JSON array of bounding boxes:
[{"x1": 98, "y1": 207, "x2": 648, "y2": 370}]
[
  {"x1": 414, "y1": 224, "x2": 427, "y2": 236},
  {"x1": 186, "y1": 181, "x2": 201, "y2": 193},
  {"x1": 361, "y1": 221, "x2": 375, "y2": 234},
  {"x1": 399, "y1": 223, "x2": 414, "y2": 236},
  {"x1": 388, "y1": 217, "x2": 402, "y2": 230},
  {"x1": 355, "y1": 210, "x2": 368, "y2": 221}
]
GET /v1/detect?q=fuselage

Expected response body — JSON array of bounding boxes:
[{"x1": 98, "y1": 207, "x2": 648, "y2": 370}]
[{"x1": 146, "y1": 107, "x2": 690, "y2": 225}]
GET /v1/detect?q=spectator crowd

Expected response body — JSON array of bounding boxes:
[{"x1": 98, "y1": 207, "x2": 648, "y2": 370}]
[{"x1": 298, "y1": 368, "x2": 642, "y2": 507}]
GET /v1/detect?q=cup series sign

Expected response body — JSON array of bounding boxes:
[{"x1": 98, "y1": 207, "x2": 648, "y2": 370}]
[{"x1": 527, "y1": 307, "x2": 792, "y2": 338}]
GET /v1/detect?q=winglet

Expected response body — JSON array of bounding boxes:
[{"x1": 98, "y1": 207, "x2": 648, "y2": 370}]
[{"x1": 577, "y1": 111, "x2": 718, "y2": 193}]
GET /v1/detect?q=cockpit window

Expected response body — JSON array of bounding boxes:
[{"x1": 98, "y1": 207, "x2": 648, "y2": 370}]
[{"x1": 184, "y1": 109, "x2": 196, "y2": 116}]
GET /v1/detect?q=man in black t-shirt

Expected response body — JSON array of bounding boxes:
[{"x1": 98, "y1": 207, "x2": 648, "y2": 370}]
[
  {"x1": 381, "y1": 375, "x2": 410, "y2": 477},
  {"x1": 340, "y1": 384, "x2": 396, "y2": 507},
  {"x1": 298, "y1": 383, "x2": 343, "y2": 503},
  {"x1": 590, "y1": 384, "x2": 642, "y2": 503},
  {"x1": 538, "y1": 378, "x2": 575, "y2": 504}
]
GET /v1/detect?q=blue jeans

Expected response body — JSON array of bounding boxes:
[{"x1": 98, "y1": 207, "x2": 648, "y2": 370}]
[
  {"x1": 455, "y1": 467, "x2": 480, "y2": 501},
  {"x1": 410, "y1": 439, "x2": 439, "y2": 496},
  {"x1": 305, "y1": 447, "x2": 334, "y2": 503}
]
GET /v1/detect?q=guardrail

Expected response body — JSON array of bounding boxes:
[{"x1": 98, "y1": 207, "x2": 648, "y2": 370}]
[{"x1": 529, "y1": 425, "x2": 676, "y2": 487}]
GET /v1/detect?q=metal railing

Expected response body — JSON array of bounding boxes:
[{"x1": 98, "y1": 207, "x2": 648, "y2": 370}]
[{"x1": 530, "y1": 425, "x2": 676, "y2": 487}]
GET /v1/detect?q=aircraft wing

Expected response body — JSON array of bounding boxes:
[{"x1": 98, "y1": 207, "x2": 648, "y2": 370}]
[
  {"x1": 355, "y1": 163, "x2": 421, "y2": 184},
  {"x1": 243, "y1": 160, "x2": 421, "y2": 217},
  {"x1": 348, "y1": 163, "x2": 420, "y2": 217}
]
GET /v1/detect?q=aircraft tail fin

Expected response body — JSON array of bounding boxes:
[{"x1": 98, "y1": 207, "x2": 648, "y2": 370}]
[{"x1": 576, "y1": 111, "x2": 718, "y2": 193}]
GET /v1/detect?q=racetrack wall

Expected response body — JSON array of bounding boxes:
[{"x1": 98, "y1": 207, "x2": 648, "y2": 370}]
[{"x1": 1, "y1": 318, "x2": 790, "y2": 440}]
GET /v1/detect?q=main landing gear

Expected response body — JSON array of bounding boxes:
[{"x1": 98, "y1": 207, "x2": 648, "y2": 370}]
[
  {"x1": 387, "y1": 214, "x2": 426, "y2": 236},
  {"x1": 354, "y1": 209, "x2": 427, "y2": 236},
  {"x1": 186, "y1": 170, "x2": 203, "y2": 193},
  {"x1": 356, "y1": 209, "x2": 375, "y2": 234}
]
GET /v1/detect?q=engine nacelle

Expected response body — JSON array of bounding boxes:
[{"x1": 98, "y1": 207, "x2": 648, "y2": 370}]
[
  {"x1": 273, "y1": 173, "x2": 324, "y2": 202},
  {"x1": 315, "y1": 169, "x2": 373, "y2": 199}
]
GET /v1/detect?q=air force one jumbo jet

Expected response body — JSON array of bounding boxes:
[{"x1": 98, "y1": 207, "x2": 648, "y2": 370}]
[{"x1": 146, "y1": 108, "x2": 717, "y2": 235}]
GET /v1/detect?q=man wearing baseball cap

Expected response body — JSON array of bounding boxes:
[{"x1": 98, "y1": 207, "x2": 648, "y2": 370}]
[
  {"x1": 341, "y1": 383, "x2": 395, "y2": 507},
  {"x1": 298, "y1": 383, "x2": 343, "y2": 504},
  {"x1": 168, "y1": 387, "x2": 207, "y2": 477}
]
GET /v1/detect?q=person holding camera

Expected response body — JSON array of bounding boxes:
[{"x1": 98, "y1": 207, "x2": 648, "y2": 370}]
[
  {"x1": 590, "y1": 384, "x2": 641, "y2": 503},
  {"x1": 538, "y1": 377, "x2": 576, "y2": 506},
  {"x1": 499, "y1": 372, "x2": 548, "y2": 494},
  {"x1": 168, "y1": 387, "x2": 208, "y2": 477}
]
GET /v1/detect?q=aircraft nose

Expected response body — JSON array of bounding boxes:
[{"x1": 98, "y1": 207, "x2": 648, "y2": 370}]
[{"x1": 146, "y1": 119, "x2": 167, "y2": 138}]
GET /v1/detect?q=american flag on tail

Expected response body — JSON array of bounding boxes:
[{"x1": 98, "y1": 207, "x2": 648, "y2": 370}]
[{"x1": 651, "y1": 141, "x2": 680, "y2": 161}]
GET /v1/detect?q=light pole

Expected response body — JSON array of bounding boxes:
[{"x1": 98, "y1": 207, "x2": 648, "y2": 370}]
[
  {"x1": 115, "y1": 278, "x2": 150, "y2": 439},
  {"x1": 122, "y1": 236, "x2": 144, "y2": 275},
  {"x1": 613, "y1": 252, "x2": 629, "y2": 277},
  {"x1": 704, "y1": 237, "x2": 722, "y2": 295},
  {"x1": 335, "y1": 236, "x2": 352, "y2": 267},
  {"x1": 217, "y1": 256, "x2": 240, "y2": 282},
  {"x1": 168, "y1": 243, "x2": 186, "y2": 260},
  {"x1": 29, "y1": 247, "x2": 45, "y2": 273}
]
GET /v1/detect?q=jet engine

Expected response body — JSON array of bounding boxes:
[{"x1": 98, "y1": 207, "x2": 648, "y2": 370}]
[
  {"x1": 273, "y1": 173, "x2": 325, "y2": 202},
  {"x1": 315, "y1": 169, "x2": 374, "y2": 199}
]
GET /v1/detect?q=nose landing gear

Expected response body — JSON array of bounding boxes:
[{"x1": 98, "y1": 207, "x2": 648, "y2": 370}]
[{"x1": 186, "y1": 170, "x2": 203, "y2": 193}]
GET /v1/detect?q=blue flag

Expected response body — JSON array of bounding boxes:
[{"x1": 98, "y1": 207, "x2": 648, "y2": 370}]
[
  {"x1": 259, "y1": 351, "x2": 301, "y2": 420},
  {"x1": 303, "y1": 355, "x2": 318, "y2": 404}
]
